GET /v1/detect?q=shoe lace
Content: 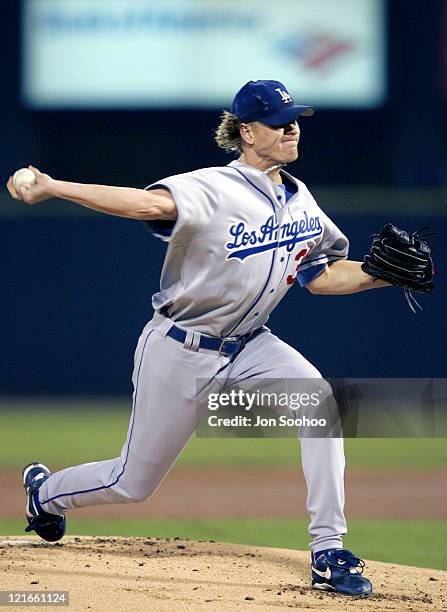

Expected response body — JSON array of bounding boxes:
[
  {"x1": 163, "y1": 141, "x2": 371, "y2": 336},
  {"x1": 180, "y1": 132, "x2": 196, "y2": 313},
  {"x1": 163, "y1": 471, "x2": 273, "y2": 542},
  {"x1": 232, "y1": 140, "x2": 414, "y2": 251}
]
[{"x1": 327, "y1": 549, "x2": 365, "y2": 574}]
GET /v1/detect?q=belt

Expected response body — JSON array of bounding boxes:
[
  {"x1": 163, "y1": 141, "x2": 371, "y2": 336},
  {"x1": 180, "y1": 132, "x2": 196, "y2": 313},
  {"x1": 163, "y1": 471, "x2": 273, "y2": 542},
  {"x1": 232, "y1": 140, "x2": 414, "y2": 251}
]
[{"x1": 166, "y1": 324, "x2": 262, "y2": 357}]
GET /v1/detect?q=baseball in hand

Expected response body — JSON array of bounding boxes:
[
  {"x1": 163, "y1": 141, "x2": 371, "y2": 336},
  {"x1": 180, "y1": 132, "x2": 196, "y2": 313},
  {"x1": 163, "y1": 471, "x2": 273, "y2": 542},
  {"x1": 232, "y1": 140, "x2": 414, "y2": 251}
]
[{"x1": 13, "y1": 168, "x2": 37, "y2": 189}]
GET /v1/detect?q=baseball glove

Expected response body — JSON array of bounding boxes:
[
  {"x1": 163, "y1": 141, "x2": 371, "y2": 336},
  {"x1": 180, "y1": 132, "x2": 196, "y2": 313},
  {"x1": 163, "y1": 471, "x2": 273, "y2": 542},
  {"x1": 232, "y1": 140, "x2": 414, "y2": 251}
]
[{"x1": 361, "y1": 223, "x2": 434, "y2": 313}]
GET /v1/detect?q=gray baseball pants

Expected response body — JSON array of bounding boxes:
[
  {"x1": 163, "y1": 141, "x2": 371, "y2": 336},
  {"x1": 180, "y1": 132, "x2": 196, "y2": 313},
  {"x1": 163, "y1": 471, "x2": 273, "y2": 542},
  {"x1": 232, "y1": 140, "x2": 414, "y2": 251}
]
[{"x1": 38, "y1": 314, "x2": 346, "y2": 553}]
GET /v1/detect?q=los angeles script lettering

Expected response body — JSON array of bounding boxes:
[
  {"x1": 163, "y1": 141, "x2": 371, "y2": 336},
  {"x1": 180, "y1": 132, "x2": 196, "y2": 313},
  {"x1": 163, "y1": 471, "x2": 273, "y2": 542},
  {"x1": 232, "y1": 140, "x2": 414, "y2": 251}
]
[{"x1": 226, "y1": 213, "x2": 322, "y2": 253}]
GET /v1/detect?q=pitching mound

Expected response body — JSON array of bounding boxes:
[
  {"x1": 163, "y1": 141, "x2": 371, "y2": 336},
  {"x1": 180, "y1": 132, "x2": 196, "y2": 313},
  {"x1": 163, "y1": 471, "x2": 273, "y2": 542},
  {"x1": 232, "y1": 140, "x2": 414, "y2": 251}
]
[{"x1": 1, "y1": 537, "x2": 445, "y2": 611}]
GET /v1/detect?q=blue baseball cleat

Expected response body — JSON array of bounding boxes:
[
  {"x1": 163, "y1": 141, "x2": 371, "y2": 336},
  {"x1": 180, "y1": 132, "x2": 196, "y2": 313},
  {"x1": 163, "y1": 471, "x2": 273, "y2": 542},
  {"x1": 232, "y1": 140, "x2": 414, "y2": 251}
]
[
  {"x1": 311, "y1": 548, "x2": 373, "y2": 596},
  {"x1": 22, "y1": 462, "x2": 66, "y2": 542}
]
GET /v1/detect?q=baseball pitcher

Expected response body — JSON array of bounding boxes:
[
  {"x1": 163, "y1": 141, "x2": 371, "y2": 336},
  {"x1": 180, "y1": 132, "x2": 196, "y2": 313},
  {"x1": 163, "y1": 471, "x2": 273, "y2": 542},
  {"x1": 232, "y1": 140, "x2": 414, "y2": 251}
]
[{"x1": 7, "y1": 80, "x2": 434, "y2": 597}]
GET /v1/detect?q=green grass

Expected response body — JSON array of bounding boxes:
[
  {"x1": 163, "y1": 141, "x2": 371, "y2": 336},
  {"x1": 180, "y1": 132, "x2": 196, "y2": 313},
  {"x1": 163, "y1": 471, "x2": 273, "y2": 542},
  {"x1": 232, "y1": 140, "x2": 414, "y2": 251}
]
[
  {"x1": 0, "y1": 404, "x2": 446, "y2": 469},
  {"x1": 1, "y1": 518, "x2": 445, "y2": 570}
]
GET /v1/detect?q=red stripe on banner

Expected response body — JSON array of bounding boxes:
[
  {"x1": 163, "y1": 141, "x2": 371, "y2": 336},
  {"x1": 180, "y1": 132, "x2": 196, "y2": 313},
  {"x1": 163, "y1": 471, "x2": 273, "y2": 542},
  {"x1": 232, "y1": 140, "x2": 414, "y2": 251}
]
[{"x1": 304, "y1": 40, "x2": 354, "y2": 69}]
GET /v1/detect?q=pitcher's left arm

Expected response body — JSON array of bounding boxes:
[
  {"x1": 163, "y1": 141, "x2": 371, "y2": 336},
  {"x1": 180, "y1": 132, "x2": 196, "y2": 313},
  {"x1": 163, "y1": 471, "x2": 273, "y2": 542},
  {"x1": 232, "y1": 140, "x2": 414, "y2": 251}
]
[{"x1": 306, "y1": 260, "x2": 390, "y2": 295}]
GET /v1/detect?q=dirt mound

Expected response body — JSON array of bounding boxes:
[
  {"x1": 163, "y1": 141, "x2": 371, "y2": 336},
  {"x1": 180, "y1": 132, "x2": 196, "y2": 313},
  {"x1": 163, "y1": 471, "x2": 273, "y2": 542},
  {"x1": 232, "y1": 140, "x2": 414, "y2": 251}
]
[{"x1": 0, "y1": 536, "x2": 445, "y2": 611}]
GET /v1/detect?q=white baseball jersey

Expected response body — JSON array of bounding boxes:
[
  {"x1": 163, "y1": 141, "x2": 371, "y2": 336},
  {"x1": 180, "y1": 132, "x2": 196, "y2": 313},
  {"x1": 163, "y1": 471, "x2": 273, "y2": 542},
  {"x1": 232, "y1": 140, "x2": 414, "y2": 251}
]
[{"x1": 145, "y1": 160, "x2": 348, "y2": 337}]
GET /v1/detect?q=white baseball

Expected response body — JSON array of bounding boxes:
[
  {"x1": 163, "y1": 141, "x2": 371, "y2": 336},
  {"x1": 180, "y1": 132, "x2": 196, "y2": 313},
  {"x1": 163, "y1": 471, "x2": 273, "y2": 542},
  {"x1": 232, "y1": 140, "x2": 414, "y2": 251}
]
[{"x1": 13, "y1": 168, "x2": 37, "y2": 189}]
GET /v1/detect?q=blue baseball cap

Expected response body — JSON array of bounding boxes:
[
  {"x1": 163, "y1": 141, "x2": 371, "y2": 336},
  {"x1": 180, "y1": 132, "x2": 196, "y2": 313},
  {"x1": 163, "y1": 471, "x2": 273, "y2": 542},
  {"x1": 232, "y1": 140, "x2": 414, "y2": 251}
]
[{"x1": 231, "y1": 80, "x2": 315, "y2": 126}]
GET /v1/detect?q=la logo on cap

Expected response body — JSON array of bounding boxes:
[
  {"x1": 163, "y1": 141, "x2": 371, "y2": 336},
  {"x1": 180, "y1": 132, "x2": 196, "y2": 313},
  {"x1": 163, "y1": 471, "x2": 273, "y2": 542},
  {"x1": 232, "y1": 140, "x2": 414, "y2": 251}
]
[
  {"x1": 231, "y1": 79, "x2": 315, "y2": 124},
  {"x1": 275, "y1": 88, "x2": 293, "y2": 104}
]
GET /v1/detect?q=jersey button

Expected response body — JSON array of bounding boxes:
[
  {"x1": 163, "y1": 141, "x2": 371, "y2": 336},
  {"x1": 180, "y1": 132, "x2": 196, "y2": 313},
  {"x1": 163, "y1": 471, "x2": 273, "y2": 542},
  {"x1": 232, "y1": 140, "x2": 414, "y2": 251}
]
[
  {"x1": 270, "y1": 289, "x2": 275, "y2": 293},
  {"x1": 280, "y1": 257, "x2": 285, "y2": 263},
  {"x1": 253, "y1": 312, "x2": 259, "y2": 317}
]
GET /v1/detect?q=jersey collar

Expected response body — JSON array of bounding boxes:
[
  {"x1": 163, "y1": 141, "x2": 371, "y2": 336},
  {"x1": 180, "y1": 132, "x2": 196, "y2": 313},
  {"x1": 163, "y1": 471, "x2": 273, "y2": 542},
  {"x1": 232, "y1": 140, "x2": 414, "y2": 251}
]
[{"x1": 227, "y1": 160, "x2": 300, "y2": 201}]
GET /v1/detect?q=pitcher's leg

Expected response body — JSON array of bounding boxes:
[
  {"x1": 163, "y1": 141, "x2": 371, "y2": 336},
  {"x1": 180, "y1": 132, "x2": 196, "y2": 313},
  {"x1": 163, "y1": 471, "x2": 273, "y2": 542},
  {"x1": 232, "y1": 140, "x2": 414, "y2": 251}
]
[
  {"x1": 300, "y1": 436, "x2": 346, "y2": 552},
  {"x1": 229, "y1": 331, "x2": 347, "y2": 552},
  {"x1": 37, "y1": 329, "x2": 219, "y2": 515}
]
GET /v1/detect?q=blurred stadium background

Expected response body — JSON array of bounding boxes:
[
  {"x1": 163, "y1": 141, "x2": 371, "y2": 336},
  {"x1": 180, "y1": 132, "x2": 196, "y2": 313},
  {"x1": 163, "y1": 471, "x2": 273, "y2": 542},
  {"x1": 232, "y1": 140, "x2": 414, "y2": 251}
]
[{"x1": 0, "y1": 0, "x2": 445, "y2": 570}]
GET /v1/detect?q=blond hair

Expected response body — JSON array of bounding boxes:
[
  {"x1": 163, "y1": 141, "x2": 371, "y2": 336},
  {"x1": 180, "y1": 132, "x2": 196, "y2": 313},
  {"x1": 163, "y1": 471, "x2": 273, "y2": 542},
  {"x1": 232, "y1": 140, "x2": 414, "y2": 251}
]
[{"x1": 214, "y1": 110, "x2": 244, "y2": 154}]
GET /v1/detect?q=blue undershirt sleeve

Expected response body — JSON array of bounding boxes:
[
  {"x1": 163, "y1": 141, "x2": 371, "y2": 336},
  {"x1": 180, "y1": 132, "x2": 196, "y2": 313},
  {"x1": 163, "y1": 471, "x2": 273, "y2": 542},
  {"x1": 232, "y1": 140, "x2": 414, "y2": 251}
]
[{"x1": 297, "y1": 263, "x2": 326, "y2": 287}]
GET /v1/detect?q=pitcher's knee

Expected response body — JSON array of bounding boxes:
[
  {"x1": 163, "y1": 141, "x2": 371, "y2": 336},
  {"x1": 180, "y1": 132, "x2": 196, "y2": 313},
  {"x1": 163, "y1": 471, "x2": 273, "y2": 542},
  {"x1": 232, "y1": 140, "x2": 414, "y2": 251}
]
[
  {"x1": 114, "y1": 477, "x2": 159, "y2": 503},
  {"x1": 125, "y1": 489, "x2": 150, "y2": 503}
]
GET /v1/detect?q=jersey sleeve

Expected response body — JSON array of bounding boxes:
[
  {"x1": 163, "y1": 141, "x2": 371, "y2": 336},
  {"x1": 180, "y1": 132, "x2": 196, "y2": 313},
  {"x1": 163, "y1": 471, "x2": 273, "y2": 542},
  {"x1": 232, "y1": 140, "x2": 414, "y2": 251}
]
[
  {"x1": 297, "y1": 190, "x2": 349, "y2": 286},
  {"x1": 141, "y1": 170, "x2": 219, "y2": 243}
]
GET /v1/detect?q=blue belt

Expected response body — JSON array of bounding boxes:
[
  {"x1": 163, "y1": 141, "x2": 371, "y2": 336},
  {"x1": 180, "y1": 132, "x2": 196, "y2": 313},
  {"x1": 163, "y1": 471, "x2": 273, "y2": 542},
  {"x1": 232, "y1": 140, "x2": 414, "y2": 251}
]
[{"x1": 167, "y1": 325, "x2": 262, "y2": 357}]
